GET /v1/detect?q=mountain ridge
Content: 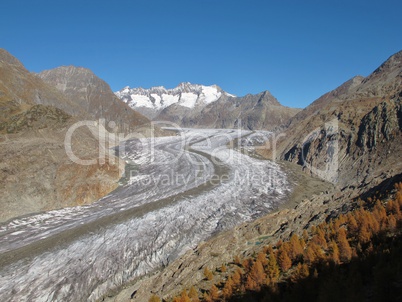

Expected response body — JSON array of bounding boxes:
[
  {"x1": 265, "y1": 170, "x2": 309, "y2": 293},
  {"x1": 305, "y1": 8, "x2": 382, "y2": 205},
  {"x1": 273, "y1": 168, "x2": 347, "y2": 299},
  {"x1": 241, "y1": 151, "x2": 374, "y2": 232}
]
[
  {"x1": 116, "y1": 82, "x2": 301, "y2": 129},
  {"x1": 115, "y1": 82, "x2": 233, "y2": 119},
  {"x1": 38, "y1": 65, "x2": 151, "y2": 133}
]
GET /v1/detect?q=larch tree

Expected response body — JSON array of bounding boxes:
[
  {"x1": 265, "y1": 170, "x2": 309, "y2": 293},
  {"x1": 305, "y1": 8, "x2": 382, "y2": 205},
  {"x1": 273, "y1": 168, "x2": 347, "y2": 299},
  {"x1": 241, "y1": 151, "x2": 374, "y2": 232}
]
[
  {"x1": 234, "y1": 255, "x2": 242, "y2": 266},
  {"x1": 277, "y1": 246, "x2": 292, "y2": 272},
  {"x1": 387, "y1": 214, "x2": 397, "y2": 230},
  {"x1": 148, "y1": 294, "x2": 161, "y2": 302},
  {"x1": 204, "y1": 267, "x2": 213, "y2": 281},
  {"x1": 387, "y1": 200, "x2": 401, "y2": 219},
  {"x1": 245, "y1": 275, "x2": 258, "y2": 291},
  {"x1": 203, "y1": 292, "x2": 212, "y2": 302},
  {"x1": 327, "y1": 221, "x2": 338, "y2": 242},
  {"x1": 242, "y1": 258, "x2": 253, "y2": 273},
  {"x1": 304, "y1": 241, "x2": 324, "y2": 265},
  {"x1": 222, "y1": 277, "x2": 234, "y2": 299},
  {"x1": 249, "y1": 259, "x2": 266, "y2": 289},
  {"x1": 209, "y1": 284, "x2": 219, "y2": 301},
  {"x1": 337, "y1": 227, "x2": 352, "y2": 262},
  {"x1": 299, "y1": 237, "x2": 307, "y2": 250},
  {"x1": 357, "y1": 222, "x2": 371, "y2": 244},
  {"x1": 179, "y1": 290, "x2": 191, "y2": 302},
  {"x1": 386, "y1": 200, "x2": 396, "y2": 214},
  {"x1": 188, "y1": 286, "x2": 199, "y2": 302},
  {"x1": 347, "y1": 213, "x2": 359, "y2": 236},
  {"x1": 312, "y1": 228, "x2": 328, "y2": 249},
  {"x1": 266, "y1": 250, "x2": 280, "y2": 283},
  {"x1": 302, "y1": 229, "x2": 309, "y2": 241},
  {"x1": 232, "y1": 269, "x2": 242, "y2": 288},
  {"x1": 329, "y1": 240, "x2": 340, "y2": 264},
  {"x1": 395, "y1": 183, "x2": 402, "y2": 207},
  {"x1": 257, "y1": 251, "x2": 268, "y2": 266},
  {"x1": 291, "y1": 263, "x2": 309, "y2": 283},
  {"x1": 373, "y1": 200, "x2": 387, "y2": 229},
  {"x1": 289, "y1": 234, "x2": 304, "y2": 261}
]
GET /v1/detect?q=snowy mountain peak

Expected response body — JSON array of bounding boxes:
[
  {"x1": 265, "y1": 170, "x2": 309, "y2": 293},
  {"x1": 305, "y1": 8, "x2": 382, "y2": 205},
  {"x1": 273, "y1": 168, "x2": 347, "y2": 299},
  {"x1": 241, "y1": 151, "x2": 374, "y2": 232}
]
[{"x1": 115, "y1": 83, "x2": 234, "y2": 113}]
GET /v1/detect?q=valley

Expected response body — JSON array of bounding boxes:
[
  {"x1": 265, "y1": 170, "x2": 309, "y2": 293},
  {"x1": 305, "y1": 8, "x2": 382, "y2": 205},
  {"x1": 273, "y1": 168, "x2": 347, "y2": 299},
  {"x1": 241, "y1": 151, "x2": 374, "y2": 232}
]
[{"x1": 0, "y1": 129, "x2": 290, "y2": 302}]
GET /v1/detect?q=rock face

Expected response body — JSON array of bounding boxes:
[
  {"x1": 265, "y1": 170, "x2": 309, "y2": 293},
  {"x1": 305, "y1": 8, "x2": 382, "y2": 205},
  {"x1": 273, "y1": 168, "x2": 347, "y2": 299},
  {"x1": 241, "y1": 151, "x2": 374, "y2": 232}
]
[
  {"x1": 356, "y1": 99, "x2": 402, "y2": 149},
  {"x1": 262, "y1": 50, "x2": 402, "y2": 190},
  {"x1": 115, "y1": 83, "x2": 301, "y2": 130},
  {"x1": 0, "y1": 49, "x2": 125, "y2": 222},
  {"x1": 38, "y1": 66, "x2": 150, "y2": 133}
]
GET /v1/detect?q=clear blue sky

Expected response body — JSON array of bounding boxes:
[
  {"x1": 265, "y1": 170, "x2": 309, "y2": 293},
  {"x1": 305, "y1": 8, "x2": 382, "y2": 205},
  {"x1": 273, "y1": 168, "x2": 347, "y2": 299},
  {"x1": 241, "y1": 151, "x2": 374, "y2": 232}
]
[{"x1": 1, "y1": 0, "x2": 401, "y2": 108}]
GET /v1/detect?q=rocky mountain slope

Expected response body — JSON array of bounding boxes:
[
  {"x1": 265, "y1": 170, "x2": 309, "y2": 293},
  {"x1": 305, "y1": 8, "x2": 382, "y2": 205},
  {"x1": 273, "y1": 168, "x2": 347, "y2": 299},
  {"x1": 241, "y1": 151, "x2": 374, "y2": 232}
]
[
  {"x1": 0, "y1": 49, "x2": 82, "y2": 122},
  {"x1": 115, "y1": 83, "x2": 300, "y2": 130},
  {"x1": 38, "y1": 66, "x2": 150, "y2": 133},
  {"x1": 0, "y1": 106, "x2": 123, "y2": 222},
  {"x1": 176, "y1": 90, "x2": 301, "y2": 130},
  {"x1": 0, "y1": 49, "x2": 128, "y2": 222},
  {"x1": 261, "y1": 50, "x2": 402, "y2": 191}
]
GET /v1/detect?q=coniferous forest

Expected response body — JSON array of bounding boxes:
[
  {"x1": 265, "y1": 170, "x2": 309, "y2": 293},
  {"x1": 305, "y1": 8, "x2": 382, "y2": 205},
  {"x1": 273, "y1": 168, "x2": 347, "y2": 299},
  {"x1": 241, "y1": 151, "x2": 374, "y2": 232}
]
[{"x1": 150, "y1": 183, "x2": 402, "y2": 302}]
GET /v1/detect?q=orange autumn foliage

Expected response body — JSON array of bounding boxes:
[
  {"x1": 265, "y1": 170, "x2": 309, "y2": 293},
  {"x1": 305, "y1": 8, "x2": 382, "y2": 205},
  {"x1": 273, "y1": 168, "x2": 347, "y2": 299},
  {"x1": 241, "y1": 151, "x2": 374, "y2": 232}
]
[
  {"x1": 170, "y1": 183, "x2": 402, "y2": 302},
  {"x1": 277, "y1": 246, "x2": 292, "y2": 272}
]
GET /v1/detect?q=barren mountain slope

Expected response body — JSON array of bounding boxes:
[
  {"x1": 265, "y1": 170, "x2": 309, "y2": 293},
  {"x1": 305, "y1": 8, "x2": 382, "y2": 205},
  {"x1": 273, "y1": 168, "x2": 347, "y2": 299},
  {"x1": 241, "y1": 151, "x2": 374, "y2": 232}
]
[
  {"x1": 38, "y1": 66, "x2": 150, "y2": 133},
  {"x1": 0, "y1": 49, "x2": 83, "y2": 123},
  {"x1": 260, "y1": 50, "x2": 402, "y2": 192},
  {"x1": 178, "y1": 91, "x2": 301, "y2": 130},
  {"x1": 0, "y1": 106, "x2": 123, "y2": 223},
  {"x1": 0, "y1": 50, "x2": 123, "y2": 222}
]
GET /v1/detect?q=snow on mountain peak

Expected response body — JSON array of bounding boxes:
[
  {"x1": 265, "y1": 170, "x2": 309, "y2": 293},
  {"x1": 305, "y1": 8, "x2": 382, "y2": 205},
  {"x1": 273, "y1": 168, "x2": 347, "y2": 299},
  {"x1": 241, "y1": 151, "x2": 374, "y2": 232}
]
[{"x1": 115, "y1": 83, "x2": 233, "y2": 110}]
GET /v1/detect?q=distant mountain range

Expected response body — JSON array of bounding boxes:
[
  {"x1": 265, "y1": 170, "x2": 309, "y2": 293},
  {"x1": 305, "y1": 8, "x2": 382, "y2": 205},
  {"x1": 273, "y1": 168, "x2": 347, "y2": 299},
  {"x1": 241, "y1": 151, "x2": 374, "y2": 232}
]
[
  {"x1": 115, "y1": 83, "x2": 233, "y2": 117},
  {"x1": 115, "y1": 83, "x2": 301, "y2": 130}
]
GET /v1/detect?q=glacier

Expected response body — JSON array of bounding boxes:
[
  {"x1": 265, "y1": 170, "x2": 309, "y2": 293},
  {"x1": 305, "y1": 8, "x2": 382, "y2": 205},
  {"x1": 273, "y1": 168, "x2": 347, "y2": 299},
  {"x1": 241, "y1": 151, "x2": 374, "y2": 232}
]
[{"x1": 0, "y1": 129, "x2": 290, "y2": 302}]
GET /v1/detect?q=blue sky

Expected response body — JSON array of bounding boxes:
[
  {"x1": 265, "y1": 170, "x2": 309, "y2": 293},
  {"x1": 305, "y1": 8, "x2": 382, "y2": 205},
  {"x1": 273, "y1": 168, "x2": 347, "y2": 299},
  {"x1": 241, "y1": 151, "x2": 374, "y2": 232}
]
[{"x1": 1, "y1": 0, "x2": 401, "y2": 108}]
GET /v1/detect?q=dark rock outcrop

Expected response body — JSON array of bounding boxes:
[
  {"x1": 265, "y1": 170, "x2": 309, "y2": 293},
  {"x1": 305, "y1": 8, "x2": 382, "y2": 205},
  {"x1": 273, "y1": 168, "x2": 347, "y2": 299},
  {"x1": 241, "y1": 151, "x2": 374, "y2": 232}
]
[{"x1": 357, "y1": 99, "x2": 402, "y2": 149}]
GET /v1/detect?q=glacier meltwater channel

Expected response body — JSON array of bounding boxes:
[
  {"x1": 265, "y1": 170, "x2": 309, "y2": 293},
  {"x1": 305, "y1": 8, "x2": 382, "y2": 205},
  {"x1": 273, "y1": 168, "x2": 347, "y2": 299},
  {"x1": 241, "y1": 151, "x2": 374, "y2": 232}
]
[{"x1": 0, "y1": 129, "x2": 290, "y2": 301}]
